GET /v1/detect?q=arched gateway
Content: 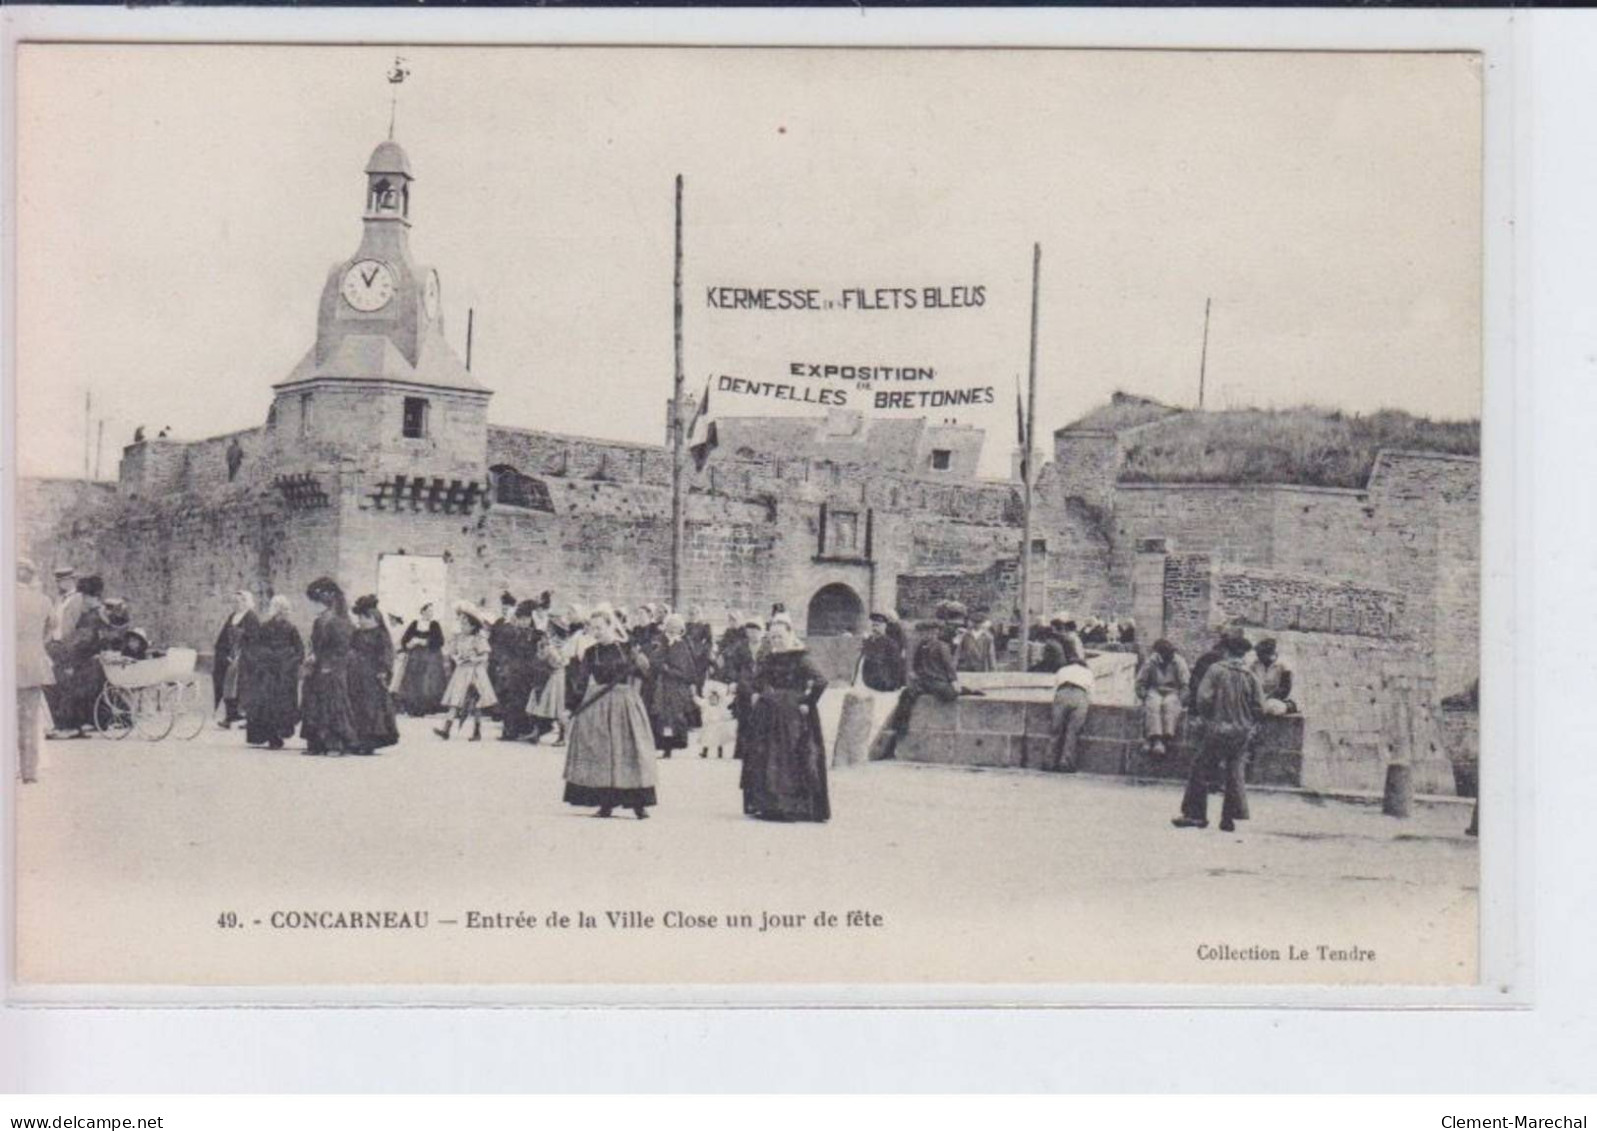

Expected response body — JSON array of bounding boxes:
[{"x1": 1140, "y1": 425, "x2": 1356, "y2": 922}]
[{"x1": 806, "y1": 582, "x2": 865, "y2": 637}]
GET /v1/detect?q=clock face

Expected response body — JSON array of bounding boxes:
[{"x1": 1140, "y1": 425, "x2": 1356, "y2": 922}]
[
  {"x1": 422, "y1": 269, "x2": 441, "y2": 320},
  {"x1": 340, "y1": 259, "x2": 396, "y2": 312}
]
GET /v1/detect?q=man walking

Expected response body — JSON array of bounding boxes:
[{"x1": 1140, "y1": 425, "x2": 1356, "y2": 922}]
[{"x1": 1173, "y1": 631, "x2": 1265, "y2": 833}]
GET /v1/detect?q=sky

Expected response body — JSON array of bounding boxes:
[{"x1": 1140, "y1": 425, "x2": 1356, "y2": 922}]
[{"x1": 14, "y1": 44, "x2": 1482, "y2": 480}]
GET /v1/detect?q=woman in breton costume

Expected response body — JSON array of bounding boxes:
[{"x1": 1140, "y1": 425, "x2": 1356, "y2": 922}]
[
  {"x1": 646, "y1": 613, "x2": 702, "y2": 759},
  {"x1": 561, "y1": 604, "x2": 657, "y2": 819},
  {"x1": 299, "y1": 577, "x2": 361, "y2": 757},
  {"x1": 523, "y1": 605, "x2": 567, "y2": 743},
  {"x1": 348, "y1": 594, "x2": 400, "y2": 755},
  {"x1": 435, "y1": 603, "x2": 497, "y2": 741},
  {"x1": 532, "y1": 602, "x2": 589, "y2": 745},
  {"x1": 739, "y1": 613, "x2": 830, "y2": 823},
  {"x1": 46, "y1": 575, "x2": 115, "y2": 736},
  {"x1": 242, "y1": 594, "x2": 303, "y2": 750},
  {"x1": 394, "y1": 603, "x2": 450, "y2": 717},
  {"x1": 213, "y1": 590, "x2": 259, "y2": 728}
]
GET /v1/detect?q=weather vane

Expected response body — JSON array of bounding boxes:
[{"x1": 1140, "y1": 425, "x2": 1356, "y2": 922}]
[{"x1": 386, "y1": 56, "x2": 410, "y2": 140}]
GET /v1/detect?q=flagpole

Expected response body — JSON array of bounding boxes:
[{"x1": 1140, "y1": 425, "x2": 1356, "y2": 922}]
[
  {"x1": 670, "y1": 174, "x2": 685, "y2": 609},
  {"x1": 1017, "y1": 243, "x2": 1041, "y2": 672}
]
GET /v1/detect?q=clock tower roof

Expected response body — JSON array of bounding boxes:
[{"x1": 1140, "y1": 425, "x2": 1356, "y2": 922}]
[
  {"x1": 365, "y1": 139, "x2": 413, "y2": 178},
  {"x1": 272, "y1": 137, "x2": 488, "y2": 396}
]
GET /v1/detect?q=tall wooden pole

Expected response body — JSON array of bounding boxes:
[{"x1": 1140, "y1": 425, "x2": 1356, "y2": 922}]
[
  {"x1": 465, "y1": 307, "x2": 475, "y2": 371},
  {"x1": 670, "y1": 174, "x2": 685, "y2": 609},
  {"x1": 95, "y1": 419, "x2": 105, "y2": 480},
  {"x1": 83, "y1": 391, "x2": 91, "y2": 479},
  {"x1": 1017, "y1": 243, "x2": 1041, "y2": 671},
  {"x1": 1198, "y1": 296, "x2": 1211, "y2": 409}
]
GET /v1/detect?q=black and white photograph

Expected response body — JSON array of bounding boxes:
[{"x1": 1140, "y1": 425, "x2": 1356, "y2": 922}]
[{"x1": 8, "y1": 41, "x2": 1488, "y2": 994}]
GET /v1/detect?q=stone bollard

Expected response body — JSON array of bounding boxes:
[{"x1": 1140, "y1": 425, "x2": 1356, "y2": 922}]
[
  {"x1": 1382, "y1": 762, "x2": 1413, "y2": 818},
  {"x1": 833, "y1": 687, "x2": 878, "y2": 768}
]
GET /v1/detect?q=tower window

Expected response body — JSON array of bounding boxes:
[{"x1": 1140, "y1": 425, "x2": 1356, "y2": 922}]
[
  {"x1": 402, "y1": 397, "x2": 430, "y2": 440},
  {"x1": 299, "y1": 392, "x2": 313, "y2": 438},
  {"x1": 930, "y1": 449, "x2": 953, "y2": 471}
]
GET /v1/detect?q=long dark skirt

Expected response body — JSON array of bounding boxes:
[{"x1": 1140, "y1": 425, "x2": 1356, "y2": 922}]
[
  {"x1": 499, "y1": 664, "x2": 538, "y2": 740},
  {"x1": 243, "y1": 665, "x2": 300, "y2": 745},
  {"x1": 740, "y1": 692, "x2": 830, "y2": 822},
  {"x1": 52, "y1": 655, "x2": 104, "y2": 732},
  {"x1": 396, "y1": 650, "x2": 450, "y2": 716},
  {"x1": 301, "y1": 667, "x2": 361, "y2": 754},
  {"x1": 348, "y1": 663, "x2": 399, "y2": 752}
]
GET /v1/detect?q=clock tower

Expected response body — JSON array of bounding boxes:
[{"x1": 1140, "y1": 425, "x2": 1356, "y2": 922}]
[{"x1": 270, "y1": 137, "x2": 490, "y2": 483}]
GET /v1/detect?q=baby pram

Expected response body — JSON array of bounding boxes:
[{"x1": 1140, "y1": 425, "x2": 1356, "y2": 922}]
[{"x1": 95, "y1": 646, "x2": 207, "y2": 741}]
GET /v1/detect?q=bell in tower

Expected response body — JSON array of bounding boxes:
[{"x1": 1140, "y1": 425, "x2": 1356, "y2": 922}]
[{"x1": 364, "y1": 140, "x2": 413, "y2": 225}]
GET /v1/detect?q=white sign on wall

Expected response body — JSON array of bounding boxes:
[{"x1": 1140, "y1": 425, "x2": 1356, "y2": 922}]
[{"x1": 376, "y1": 553, "x2": 449, "y2": 630}]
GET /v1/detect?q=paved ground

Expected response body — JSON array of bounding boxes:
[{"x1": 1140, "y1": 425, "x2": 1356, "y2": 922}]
[{"x1": 13, "y1": 710, "x2": 1478, "y2": 989}]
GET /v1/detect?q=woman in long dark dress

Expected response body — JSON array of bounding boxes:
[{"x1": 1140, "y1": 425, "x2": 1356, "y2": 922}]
[
  {"x1": 647, "y1": 613, "x2": 702, "y2": 759},
  {"x1": 562, "y1": 605, "x2": 657, "y2": 819},
  {"x1": 299, "y1": 577, "x2": 361, "y2": 757},
  {"x1": 242, "y1": 594, "x2": 303, "y2": 749},
  {"x1": 348, "y1": 594, "x2": 400, "y2": 755},
  {"x1": 44, "y1": 575, "x2": 114, "y2": 737},
  {"x1": 718, "y1": 617, "x2": 763, "y2": 763},
  {"x1": 213, "y1": 590, "x2": 259, "y2": 728},
  {"x1": 740, "y1": 613, "x2": 830, "y2": 822},
  {"x1": 395, "y1": 604, "x2": 449, "y2": 716}
]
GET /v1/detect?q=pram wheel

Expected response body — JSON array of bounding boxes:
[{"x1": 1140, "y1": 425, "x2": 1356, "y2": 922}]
[
  {"x1": 167, "y1": 679, "x2": 208, "y2": 741},
  {"x1": 93, "y1": 686, "x2": 134, "y2": 740},
  {"x1": 134, "y1": 685, "x2": 175, "y2": 741}
]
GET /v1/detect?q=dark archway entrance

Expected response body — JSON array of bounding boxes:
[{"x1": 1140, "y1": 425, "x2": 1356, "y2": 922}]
[{"x1": 806, "y1": 583, "x2": 864, "y2": 637}]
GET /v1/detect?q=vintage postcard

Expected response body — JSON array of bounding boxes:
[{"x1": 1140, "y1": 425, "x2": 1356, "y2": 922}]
[{"x1": 6, "y1": 39, "x2": 1496, "y2": 1000}]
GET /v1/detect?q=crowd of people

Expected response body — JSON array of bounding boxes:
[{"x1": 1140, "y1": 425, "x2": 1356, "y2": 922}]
[
  {"x1": 15, "y1": 557, "x2": 1306, "y2": 837},
  {"x1": 194, "y1": 583, "x2": 833, "y2": 824}
]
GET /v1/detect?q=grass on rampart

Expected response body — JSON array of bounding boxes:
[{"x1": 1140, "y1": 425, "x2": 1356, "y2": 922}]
[{"x1": 1115, "y1": 406, "x2": 1479, "y2": 489}]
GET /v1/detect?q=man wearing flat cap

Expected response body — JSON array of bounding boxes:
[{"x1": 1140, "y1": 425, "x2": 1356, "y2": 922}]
[
  {"x1": 880, "y1": 602, "x2": 965, "y2": 757},
  {"x1": 856, "y1": 610, "x2": 906, "y2": 693}
]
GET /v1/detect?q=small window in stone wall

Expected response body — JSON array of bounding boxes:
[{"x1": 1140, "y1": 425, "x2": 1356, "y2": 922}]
[
  {"x1": 1031, "y1": 538, "x2": 1048, "y2": 556},
  {"x1": 930, "y1": 449, "x2": 952, "y2": 471},
  {"x1": 403, "y1": 397, "x2": 430, "y2": 439},
  {"x1": 299, "y1": 392, "x2": 313, "y2": 438},
  {"x1": 489, "y1": 465, "x2": 554, "y2": 513}
]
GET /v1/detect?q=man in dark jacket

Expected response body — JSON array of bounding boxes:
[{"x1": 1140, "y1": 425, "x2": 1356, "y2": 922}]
[
  {"x1": 486, "y1": 591, "x2": 519, "y2": 717},
  {"x1": 858, "y1": 611, "x2": 906, "y2": 692},
  {"x1": 1187, "y1": 630, "x2": 1230, "y2": 712},
  {"x1": 1173, "y1": 632, "x2": 1266, "y2": 832}
]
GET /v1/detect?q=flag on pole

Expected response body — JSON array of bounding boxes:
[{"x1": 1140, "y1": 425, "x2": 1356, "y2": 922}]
[
  {"x1": 1015, "y1": 375, "x2": 1029, "y2": 482},
  {"x1": 688, "y1": 378, "x2": 718, "y2": 472}
]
